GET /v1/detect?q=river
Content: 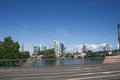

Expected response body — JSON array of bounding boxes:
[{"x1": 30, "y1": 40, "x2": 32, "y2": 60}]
[{"x1": 34, "y1": 58, "x2": 104, "y2": 67}]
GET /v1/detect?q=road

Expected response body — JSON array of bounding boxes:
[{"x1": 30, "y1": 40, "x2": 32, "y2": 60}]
[{"x1": 0, "y1": 63, "x2": 120, "y2": 80}]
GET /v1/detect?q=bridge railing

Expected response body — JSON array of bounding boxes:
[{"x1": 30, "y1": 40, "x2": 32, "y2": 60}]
[{"x1": 0, "y1": 59, "x2": 27, "y2": 67}]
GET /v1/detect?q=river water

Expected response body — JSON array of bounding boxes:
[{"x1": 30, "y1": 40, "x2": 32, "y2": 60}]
[{"x1": 34, "y1": 58, "x2": 103, "y2": 67}]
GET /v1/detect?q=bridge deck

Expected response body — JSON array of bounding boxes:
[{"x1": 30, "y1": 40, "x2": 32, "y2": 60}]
[{"x1": 0, "y1": 63, "x2": 120, "y2": 80}]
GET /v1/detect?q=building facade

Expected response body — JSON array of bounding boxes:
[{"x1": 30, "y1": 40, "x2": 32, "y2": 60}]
[
  {"x1": 54, "y1": 39, "x2": 59, "y2": 54},
  {"x1": 60, "y1": 43, "x2": 64, "y2": 55},
  {"x1": 33, "y1": 46, "x2": 38, "y2": 54}
]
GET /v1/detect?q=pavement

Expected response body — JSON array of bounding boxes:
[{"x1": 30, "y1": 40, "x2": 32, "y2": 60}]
[{"x1": 0, "y1": 63, "x2": 120, "y2": 80}]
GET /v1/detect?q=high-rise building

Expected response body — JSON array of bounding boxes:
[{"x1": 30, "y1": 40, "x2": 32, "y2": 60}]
[
  {"x1": 40, "y1": 45, "x2": 45, "y2": 51},
  {"x1": 60, "y1": 43, "x2": 64, "y2": 55},
  {"x1": 54, "y1": 39, "x2": 59, "y2": 54},
  {"x1": 33, "y1": 46, "x2": 38, "y2": 54},
  {"x1": 38, "y1": 47, "x2": 40, "y2": 52},
  {"x1": 44, "y1": 46, "x2": 47, "y2": 51},
  {"x1": 39, "y1": 44, "x2": 47, "y2": 51}
]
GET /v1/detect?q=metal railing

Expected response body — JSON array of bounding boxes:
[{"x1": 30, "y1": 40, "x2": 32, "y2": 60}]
[{"x1": 0, "y1": 59, "x2": 27, "y2": 67}]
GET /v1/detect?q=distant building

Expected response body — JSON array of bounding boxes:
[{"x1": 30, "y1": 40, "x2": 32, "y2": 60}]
[
  {"x1": 81, "y1": 44, "x2": 86, "y2": 58},
  {"x1": 40, "y1": 45, "x2": 46, "y2": 51},
  {"x1": 60, "y1": 43, "x2": 64, "y2": 55},
  {"x1": 96, "y1": 51, "x2": 104, "y2": 55},
  {"x1": 54, "y1": 39, "x2": 59, "y2": 54},
  {"x1": 82, "y1": 44, "x2": 86, "y2": 53},
  {"x1": 112, "y1": 49, "x2": 119, "y2": 55},
  {"x1": 38, "y1": 47, "x2": 40, "y2": 52},
  {"x1": 44, "y1": 46, "x2": 47, "y2": 51},
  {"x1": 33, "y1": 45, "x2": 46, "y2": 54},
  {"x1": 33, "y1": 46, "x2": 38, "y2": 54},
  {"x1": 49, "y1": 44, "x2": 52, "y2": 49}
]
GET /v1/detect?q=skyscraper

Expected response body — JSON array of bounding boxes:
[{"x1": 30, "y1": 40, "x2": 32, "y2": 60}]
[
  {"x1": 54, "y1": 39, "x2": 59, "y2": 54},
  {"x1": 33, "y1": 46, "x2": 38, "y2": 54},
  {"x1": 40, "y1": 45, "x2": 46, "y2": 51},
  {"x1": 60, "y1": 43, "x2": 64, "y2": 55}
]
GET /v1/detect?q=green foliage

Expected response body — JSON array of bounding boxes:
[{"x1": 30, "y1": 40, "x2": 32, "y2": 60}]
[
  {"x1": 18, "y1": 52, "x2": 30, "y2": 59},
  {"x1": 65, "y1": 53, "x2": 73, "y2": 58},
  {"x1": 37, "y1": 49, "x2": 56, "y2": 59},
  {"x1": 0, "y1": 36, "x2": 20, "y2": 59},
  {"x1": 0, "y1": 36, "x2": 30, "y2": 66},
  {"x1": 37, "y1": 51, "x2": 45, "y2": 55},
  {"x1": 86, "y1": 51, "x2": 116, "y2": 58},
  {"x1": 86, "y1": 52, "x2": 101, "y2": 57},
  {"x1": 22, "y1": 51, "x2": 30, "y2": 59}
]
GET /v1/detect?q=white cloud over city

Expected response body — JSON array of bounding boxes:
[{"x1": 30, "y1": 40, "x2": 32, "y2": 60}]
[{"x1": 67, "y1": 43, "x2": 113, "y2": 53}]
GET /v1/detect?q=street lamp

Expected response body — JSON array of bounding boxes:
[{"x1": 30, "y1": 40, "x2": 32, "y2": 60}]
[{"x1": 117, "y1": 24, "x2": 120, "y2": 55}]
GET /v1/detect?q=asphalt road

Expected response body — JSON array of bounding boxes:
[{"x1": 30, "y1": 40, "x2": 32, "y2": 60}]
[{"x1": 0, "y1": 63, "x2": 120, "y2": 80}]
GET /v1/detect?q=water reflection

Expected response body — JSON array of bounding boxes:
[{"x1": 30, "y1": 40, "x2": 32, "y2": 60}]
[{"x1": 35, "y1": 58, "x2": 103, "y2": 67}]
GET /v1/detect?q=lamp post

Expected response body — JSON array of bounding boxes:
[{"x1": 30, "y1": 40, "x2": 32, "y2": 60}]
[{"x1": 118, "y1": 24, "x2": 120, "y2": 55}]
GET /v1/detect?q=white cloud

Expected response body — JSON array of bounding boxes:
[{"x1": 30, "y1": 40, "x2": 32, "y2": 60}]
[{"x1": 67, "y1": 43, "x2": 113, "y2": 53}]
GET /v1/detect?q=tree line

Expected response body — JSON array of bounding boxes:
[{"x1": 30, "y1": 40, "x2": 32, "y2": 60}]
[
  {"x1": 0, "y1": 36, "x2": 30, "y2": 66},
  {"x1": 37, "y1": 49, "x2": 56, "y2": 59}
]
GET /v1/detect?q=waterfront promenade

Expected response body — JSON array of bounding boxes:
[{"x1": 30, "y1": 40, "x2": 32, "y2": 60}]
[{"x1": 0, "y1": 63, "x2": 120, "y2": 80}]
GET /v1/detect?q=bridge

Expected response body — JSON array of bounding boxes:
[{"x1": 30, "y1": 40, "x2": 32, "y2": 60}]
[{"x1": 0, "y1": 63, "x2": 120, "y2": 80}]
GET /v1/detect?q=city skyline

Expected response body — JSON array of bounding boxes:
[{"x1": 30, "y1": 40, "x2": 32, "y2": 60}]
[
  {"x1": 0, "y1": 0, "x2": 120, "y2": 51},
  {"x1": 33, "y1": 39, "x2": 63, "y2": 53},
  {"x1": 32, "y1": 39, "x2": 112, "y2": 54}
]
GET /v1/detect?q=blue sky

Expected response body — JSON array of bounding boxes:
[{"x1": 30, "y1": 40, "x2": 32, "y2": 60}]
[{"x1": 0, "y1": 0, "x2": 120, "y2": 51}]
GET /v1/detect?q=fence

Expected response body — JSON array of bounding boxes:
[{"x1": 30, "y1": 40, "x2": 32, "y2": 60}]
[{"x1": 0, "y1": 59, "x2": 27, "y2": 67}]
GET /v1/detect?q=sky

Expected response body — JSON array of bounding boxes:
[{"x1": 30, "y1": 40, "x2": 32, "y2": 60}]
[{"x1": 0, "y1": 0, "x2": 120, "y2": 51}]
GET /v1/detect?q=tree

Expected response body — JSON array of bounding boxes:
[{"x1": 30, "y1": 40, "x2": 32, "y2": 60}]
[
  {"x1": 0, "y1": 36, "x2": 30, "y2": 66},
  {"x1": 0, "y1": 36, "x2": 20, "y2": 59},
  {"x1": 65, "y1": 53, "x2": 73, "y2": 58},
  {"x1": 23, "y1": 51, "x2": 30, "y2": 59},
  {"x1": 86, "y1": 52, "x2": 101, "y2": 57},
  {"x1": 37, "y1": 51, "x2": 45, "y2": 55},
  {"x1": 37, "y1": 49, "x2": 56, "y2": 59}
]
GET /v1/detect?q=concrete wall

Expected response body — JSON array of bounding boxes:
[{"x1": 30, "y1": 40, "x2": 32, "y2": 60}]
[{"x1": 103, "y1": 56, "x2": 120, "y2": 64}]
